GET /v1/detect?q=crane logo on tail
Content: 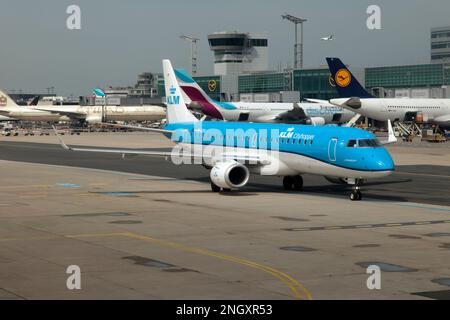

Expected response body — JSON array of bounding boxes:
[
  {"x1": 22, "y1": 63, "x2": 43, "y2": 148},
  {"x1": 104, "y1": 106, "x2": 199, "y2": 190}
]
[
  {"x1": 167, "y1": 85, "x2": 180, "y2": 105},
  {"x1": 335, "y1": 69, "x2": 351, "y2": 88}
]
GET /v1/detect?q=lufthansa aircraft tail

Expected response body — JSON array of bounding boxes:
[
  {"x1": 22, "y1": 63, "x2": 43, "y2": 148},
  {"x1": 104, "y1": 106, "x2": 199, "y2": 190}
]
[
  {"x1": 162, "y1": 60, "x2": 199, "y2": 124},
  {"x1": 0, "y1": 90, "x2": 19, "y2": 108},
  {"x1": 326, "y1": 58, "x2": 374, "y2": 98}
]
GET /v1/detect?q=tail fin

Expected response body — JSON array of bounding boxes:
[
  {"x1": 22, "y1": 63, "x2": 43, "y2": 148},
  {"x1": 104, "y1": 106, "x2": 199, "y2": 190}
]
[
  {"x1": 162, "y1": 60, "x2": 198, "y2": 123},
  {"x1": 93, "y1": 88, "x2": 106, "y2": 98},
  {"x1": 0, "y1": 90, "x2": 19, "y2": 108},
  {"x1": 326, "y1": 58, "x2": 374, "y2": 98},
  {"x1": 174, "y1": 68, "x2": 236, "y2": 120},
  {"x1": 28, "y1": 96, "x2": 40, "y2": 106},
  {"x1": 174, "y1": 68, "x2": 212, "y2": 104}
]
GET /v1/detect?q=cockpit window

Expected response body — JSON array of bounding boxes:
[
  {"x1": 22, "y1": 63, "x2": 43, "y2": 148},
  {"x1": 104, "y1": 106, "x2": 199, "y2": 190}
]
[
  {"x1": 358, "y1": 139, "x2": 382, "y2": 147},
  {"x1": 347, "y1": 139, "x2": 381, "y2": 148},
  {"x1": 347, "y1": 140, "x2": 357, "y2": 147}
]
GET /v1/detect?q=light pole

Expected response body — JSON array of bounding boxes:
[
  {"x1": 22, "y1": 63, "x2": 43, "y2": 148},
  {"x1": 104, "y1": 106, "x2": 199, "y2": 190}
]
[
  {"x1": 282, "y1": 13, "x2": 307, "y2": 69},
  {"x1": 180, "y1": 35, "x2": 200, "y2": 76}
]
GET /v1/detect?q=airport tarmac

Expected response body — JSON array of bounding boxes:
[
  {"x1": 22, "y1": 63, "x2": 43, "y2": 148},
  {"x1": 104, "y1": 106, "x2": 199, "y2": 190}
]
[{"x1": 0, "y1": 133, "x2": 449, "y2": 299}]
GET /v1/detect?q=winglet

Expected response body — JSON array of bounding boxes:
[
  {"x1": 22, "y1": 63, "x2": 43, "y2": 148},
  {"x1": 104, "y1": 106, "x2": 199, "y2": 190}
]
[
  {"x1": 387, "y1": 119, "x2": 398, "y2": 144},
  {"x1": 380, "y1": 120, "x2": 398, "y2": 145},
  {"x1": 52, "y1": 125, "x2": 72, "y2": 151}
]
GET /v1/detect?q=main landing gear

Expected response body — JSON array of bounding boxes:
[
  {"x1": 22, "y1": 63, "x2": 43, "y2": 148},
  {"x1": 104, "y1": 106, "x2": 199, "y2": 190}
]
[
  {"x1": 349, "y1": 180, "x2": 363, "y2": 201},
  {"x1": 283, "y1": 175, "x2": 303, "y2": 191}
]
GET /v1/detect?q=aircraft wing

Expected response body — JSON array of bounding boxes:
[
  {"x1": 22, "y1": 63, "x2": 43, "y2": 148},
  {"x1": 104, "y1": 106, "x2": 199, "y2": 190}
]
[
  {"x1": 306, "y1": 98, "x2": 329, "y2": 104},
  {"x1": 53, "y1": 126, "x2": 173, "y2": 157},
  {"x1": 52, "y1": 126, "x2": 269, "y2": 165},
  {"x1": 275, "y1": 103, "x2": 308, "y2": 122},
  {"x1": 0, "y1": 110, "x2": 12, "y2": 116},
  {"x1": 34, "y1": 108, "x2": 85, "y2": 117},
  {"x1": 100, "y1": 123, "x2": 173, "y2": 134}
]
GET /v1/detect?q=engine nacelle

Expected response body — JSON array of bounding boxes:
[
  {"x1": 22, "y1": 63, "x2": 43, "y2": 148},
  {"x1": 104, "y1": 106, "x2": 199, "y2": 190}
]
[
  {"x1": 188, "y1": 102, "x2": 203, "y2": 112},
  {"x1": 85, "y1": 114, "x2": 103, "y2": 124},
  {"x1": 306, "y1": 117, "x2": 326, "y2": 126},
  {"x1": 210, "y1": 161, "x2": 250, "y2": 189}
]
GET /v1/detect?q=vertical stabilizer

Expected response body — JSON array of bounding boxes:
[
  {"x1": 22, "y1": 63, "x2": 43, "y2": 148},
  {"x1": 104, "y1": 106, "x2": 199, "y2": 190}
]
[
  {"x1": 162, "y1": 60, "x2": 199, "y2": 123},
  {"x1": 0, "y1": 90, "x2": 19, "y2": 108}
]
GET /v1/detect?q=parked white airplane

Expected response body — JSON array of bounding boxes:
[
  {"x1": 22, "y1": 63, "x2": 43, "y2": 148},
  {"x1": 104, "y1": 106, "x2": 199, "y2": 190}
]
[
  {"x1": 0, "y1": 90, "x2": 67, "y2": 121},
  {"x1": 327, "y1": 58, "x2": 450, "y2": 129},
  {"x1": 35, "y1": 104, "x2": 166, "y2": 124},
  {"x1": 175, "y1": 69, "x2": 355, "y2": 125},
  {"x1": 0, "y1": 90, "x2": 166, "y2": 123}
]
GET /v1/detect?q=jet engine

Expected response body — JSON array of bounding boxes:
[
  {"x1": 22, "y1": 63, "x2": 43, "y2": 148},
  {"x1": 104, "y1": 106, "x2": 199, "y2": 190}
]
[
  {"x1": 306, "y1": 117, "x2": 326, "y2": 125},
  {"x1": 187, "y1": 102, "x2": 203, "y2": 112},
  {"x1": 85, "y1": 114, "x2": 103, "y2": 124},
  {"x1": 210, "y1": 161, "x2": 250, "y2": 189},
  {"x1": 85, "y1": 106, "x2": 107, "y2": 124}
]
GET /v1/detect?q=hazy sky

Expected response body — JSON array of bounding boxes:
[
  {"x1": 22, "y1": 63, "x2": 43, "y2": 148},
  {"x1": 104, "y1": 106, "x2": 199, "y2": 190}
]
[{"x1": 0, "y1": 0, "x2": 449, "y2": 96}]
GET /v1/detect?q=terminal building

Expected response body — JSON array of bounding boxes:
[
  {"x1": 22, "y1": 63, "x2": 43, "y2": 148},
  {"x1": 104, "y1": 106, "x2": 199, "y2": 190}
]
[
  {"x1": 431, "y1": 26, "x2": 450, "y2": 63},
  {"x1": 152, "y1": 26, "x2": 450, "y2": 103},
  {"x1": 366, "y1": 62, "x2": 450, "y2": 98}
]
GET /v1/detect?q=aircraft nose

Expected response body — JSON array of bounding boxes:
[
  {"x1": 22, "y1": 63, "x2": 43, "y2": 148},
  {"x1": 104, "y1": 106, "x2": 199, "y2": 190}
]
[{"x1": 371, "y1": 149, "x2": 395, "y2": 171}]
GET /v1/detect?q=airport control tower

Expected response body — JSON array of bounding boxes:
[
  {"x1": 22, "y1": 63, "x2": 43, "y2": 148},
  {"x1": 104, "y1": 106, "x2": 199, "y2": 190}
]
[{"x1": 208, "y1": 32, "x2": 269, "y2": 76}]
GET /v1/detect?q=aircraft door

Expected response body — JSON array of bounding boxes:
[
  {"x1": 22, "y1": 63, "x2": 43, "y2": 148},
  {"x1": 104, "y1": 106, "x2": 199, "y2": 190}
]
[
  {"x1": 328, "y1": 138, "x2": 338, "y2": 162},
  {"x1": 238, "y1": 113, "x2": 250, "y2": 121},
  {"x1": 102, "y1": 105, "x2": 107, "y2": 122}
]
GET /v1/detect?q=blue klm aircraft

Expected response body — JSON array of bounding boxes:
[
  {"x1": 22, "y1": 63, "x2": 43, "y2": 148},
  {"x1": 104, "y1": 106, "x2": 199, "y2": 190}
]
[{"x1": 54, "y1": 60, "x2": 396, "y2": 201}]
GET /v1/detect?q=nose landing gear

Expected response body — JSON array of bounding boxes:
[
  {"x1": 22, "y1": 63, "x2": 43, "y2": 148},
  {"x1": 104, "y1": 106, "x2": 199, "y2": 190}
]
[
  {"x1": 350, "y1": 188, "x2": 362, "y2": 201},
  {"x1": 349, "y1": 179, "x2": 363, "y2": 201}
]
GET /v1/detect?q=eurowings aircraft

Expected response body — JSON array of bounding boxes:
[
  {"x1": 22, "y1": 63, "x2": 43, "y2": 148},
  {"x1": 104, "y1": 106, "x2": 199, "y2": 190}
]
[{"x1": 174, "y1": 68, "x2": 355, "y2": 125}]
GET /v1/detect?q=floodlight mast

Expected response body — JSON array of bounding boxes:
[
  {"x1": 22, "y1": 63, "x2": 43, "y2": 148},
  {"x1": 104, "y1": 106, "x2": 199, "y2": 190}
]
[
  {"x1": 180, "y1": 35, "x2": 200, "y2": 75},
  {"x1": 282, "y1": 13, "x2": 307, "y2": 69}
]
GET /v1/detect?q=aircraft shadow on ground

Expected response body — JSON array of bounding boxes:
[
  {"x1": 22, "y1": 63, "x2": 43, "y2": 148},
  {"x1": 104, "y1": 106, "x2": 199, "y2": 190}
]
[{"x1": 91, "y1": 177, "x2": 411, "y2": 202}]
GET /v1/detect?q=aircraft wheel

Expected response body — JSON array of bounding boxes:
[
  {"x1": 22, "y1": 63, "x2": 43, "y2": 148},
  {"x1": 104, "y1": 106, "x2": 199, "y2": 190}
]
[
  {"x1": 350, "y1": 191, "x2": 362, "y2": 201},
  {"x1": 293, "y1": 175, "x2": 303, "y2": 191},
  {"x1": 356, "y1": 191, "x2": 362, "y2": 200},
  {"x1": 222, "y1": 188, "x2": 232, "y2": 192},
  {"x1": 283, "y1": 176, "x2": 294, "y2": 190},
  {"x1": 211, "y1": 182, "x2": 221, "y2": 193}
]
